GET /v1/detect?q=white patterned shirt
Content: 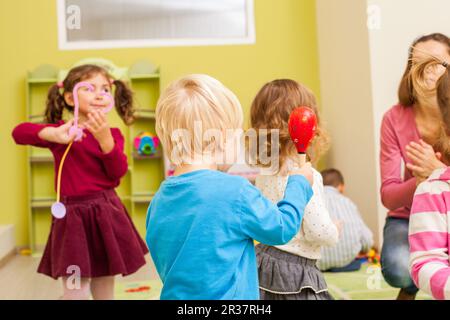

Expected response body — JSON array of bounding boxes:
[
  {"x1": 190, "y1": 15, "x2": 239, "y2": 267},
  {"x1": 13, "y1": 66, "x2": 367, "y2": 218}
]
[
  {"x1": 255, "y1": 166, "x2": 339, "y2": 259},
  {"x1": 317, "y1": 186, "x2": 373, "y2": 271}
]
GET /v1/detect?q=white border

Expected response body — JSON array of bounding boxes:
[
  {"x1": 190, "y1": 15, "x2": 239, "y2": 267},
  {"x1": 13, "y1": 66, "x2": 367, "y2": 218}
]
[{"x1": 57, "y1": 0, "x2": 255, "y2": 51}]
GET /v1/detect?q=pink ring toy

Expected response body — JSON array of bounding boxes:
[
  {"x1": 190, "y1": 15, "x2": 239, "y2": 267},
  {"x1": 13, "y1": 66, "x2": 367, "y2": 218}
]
[
  {"x1": 53, "y1": 81, "x2": 115, "y2": 219},
  {"x1": 99, "y1": 92, "x2": 114, "y2": 113},
  {"x1": 70, "y1": 82, "x2": 94, "y2": 141}
]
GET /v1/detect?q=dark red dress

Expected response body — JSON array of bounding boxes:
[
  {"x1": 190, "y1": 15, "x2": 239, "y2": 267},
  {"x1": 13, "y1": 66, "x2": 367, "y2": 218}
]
[{"x1": 12, "y1": 121, "x2": 148, "y2": 279}]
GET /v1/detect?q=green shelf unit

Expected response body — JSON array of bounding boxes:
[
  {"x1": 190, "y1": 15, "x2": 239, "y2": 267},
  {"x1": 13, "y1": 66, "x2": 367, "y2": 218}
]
[
  {"x1": 129, "y1": 60, "x2": 160, "y2": 113},
  {"x1": 25, "y1": 59, "x2": 166, "y2": 254},
  {"x1": 127, "y1": 60, "x2": 165, "y2": 239},
  {"x1": 132, "y1": 202, "x2": 152, "y2": 241}
]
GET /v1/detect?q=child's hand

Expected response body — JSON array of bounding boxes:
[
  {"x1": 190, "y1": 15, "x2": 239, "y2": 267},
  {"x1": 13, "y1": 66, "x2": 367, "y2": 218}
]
[
  {"x1": 83, "y1": 109, "x2": 114, "y2": 153},
  {"x1": 83, "y1": 109, "x2": 111, "y2": 140},
  {"x1": 84, "y1": 110, "x2": 112, "y2": 142},
  {"x1": 38, "y1": 119, "x2": 77, "y2": 144},
  {"x1": 289, "y1": 162, "x2": 314, "y2": 186}
]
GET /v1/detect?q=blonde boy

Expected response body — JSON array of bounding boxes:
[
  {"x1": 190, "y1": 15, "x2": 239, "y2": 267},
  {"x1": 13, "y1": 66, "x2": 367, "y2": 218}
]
[{"x1": 145, "y1": 74, "x2": 314, "y2": 300}]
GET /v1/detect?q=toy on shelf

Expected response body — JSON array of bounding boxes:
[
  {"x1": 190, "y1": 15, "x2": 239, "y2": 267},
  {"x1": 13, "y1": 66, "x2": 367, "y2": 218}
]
[
  {"x1": 134, "y1": 132, "x2": 159, "y2": 156},
  {"x1": 51, "y1": 82, "x2": 114, "y2": 219}
]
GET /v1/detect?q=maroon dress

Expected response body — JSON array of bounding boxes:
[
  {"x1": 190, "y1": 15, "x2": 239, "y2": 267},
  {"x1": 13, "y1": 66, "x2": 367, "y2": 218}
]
[{"x1": 12, "y1": 121, "x2": 148, "y2": 279}]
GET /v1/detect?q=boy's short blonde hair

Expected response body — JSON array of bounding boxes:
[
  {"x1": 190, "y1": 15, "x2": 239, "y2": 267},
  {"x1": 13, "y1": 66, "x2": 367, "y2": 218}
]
[{"x1": 156, "y1": 74, "x2": 243, "y2": 164}]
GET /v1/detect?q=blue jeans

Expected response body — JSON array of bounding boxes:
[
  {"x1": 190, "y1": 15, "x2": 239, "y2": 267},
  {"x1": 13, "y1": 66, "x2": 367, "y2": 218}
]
[{"x1": 380, "y1": 217, "x2": 419, "y2": 295}]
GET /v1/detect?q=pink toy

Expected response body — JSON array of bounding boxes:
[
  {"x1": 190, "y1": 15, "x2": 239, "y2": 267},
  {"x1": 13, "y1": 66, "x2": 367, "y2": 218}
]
[
  {"x1": 133, "y1": 132, "x2": 159, "y2": 156},
  {"x1": 51, "y1": 81, "x2": 115, "y2": 219}
]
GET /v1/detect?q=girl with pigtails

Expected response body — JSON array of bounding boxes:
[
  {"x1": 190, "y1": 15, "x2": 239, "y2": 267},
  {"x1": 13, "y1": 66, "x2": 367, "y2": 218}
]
[{"x1": 12, "y1": 64, "x2": 148, "y2": 300}]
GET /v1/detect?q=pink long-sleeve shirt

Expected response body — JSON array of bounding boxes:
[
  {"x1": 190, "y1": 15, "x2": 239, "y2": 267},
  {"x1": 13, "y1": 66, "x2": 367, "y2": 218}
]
[
  {"x1": 409, "y1": 167, "x2": 450, "y2": 300},
  {"x1": 12, "y1": 121, "x2": 128, "y2": 196},
  {"x1": 380, "y1": 104, "x2": 421, "y2": 219}
]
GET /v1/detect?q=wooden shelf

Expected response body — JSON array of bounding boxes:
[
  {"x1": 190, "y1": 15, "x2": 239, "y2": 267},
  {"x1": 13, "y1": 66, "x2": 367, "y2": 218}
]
[
  {"x1": 132, "y1": 150, "x2": 162, "y2": 160},
  {"x1": 119, "y1": 195, "x2": 131, "y2": 201},
  {"x1": 129, "y1": 74, "x2": 159, "y2": 80},
  {"x1": 30, "y1": 156, "x2": 53, "y2": 163},
  {"x1": 28, "y1": 115, "x2": 45, "y2": 123},
  {"x1": 31, "y1": 198, "x2": 55, "y2": 208},
  {"x1": 131, "y1": 193, "x2": 155, "y2": 203},
  {"x1": 134, "y1": 109, "x2": 156, "y2": 119},
  {"x1": 27, "y1": 78, "x2": 57, "y2": 84}
]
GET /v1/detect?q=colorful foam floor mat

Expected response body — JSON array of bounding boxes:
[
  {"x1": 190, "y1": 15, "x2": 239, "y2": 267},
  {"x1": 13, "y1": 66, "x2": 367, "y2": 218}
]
[
  {"x1": 115, "y1": 263, "x2": 432, "y2": 300},
  {"x1": 323, "y1": 263, "x2": 431, "y2": 300}
]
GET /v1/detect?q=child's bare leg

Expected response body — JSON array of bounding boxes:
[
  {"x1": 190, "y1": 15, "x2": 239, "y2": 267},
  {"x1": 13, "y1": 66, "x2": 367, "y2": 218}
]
[
  {"x1": 90, "y1": 276, "x2": 115, "y2": 300},
  {"x1": 61, "y1": 277, "x2": 91, "y2": 300}
]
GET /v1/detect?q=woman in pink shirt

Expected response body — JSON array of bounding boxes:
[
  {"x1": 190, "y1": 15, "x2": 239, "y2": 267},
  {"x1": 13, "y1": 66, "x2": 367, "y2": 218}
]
[{"x1": 380, "y1": 33, "x2": 450, "y2": 300}]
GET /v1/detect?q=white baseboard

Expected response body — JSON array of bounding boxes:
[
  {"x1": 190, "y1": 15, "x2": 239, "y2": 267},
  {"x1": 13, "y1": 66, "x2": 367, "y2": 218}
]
[{"x1": 0, "y1": 225, "x2": 15, "y2": 262}]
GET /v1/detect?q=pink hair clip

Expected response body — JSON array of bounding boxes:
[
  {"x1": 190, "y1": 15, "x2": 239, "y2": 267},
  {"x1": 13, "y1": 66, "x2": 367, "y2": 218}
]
[
  {"x1": 109, "y1": 78, "x2": 115, "y2": 85},
  {"x1": 56, "y1": 81, "x2": 64, "y2": 88}
]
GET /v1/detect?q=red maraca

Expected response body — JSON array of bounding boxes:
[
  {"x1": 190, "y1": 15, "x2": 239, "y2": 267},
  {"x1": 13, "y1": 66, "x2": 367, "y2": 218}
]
[{"x1": 288, "y1": 106, "x2": 317, "y2": 166}]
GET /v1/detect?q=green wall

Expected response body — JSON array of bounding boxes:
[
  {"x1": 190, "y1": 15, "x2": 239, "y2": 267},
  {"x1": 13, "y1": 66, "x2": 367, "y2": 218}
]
[{"x1": 0, "y1": 0, "x2": 321, "y2": 246}]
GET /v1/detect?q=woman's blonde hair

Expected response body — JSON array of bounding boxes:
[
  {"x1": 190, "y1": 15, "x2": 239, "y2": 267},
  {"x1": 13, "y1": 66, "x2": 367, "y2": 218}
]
[
  {"x1": 249, "y1": 79, "x2": 330, "y2": 171},
  {"x1": 398, "y1": 33, "x2": 449, "y2": 107},
  {"x1": 156, "y1": 74, "x2": 243, "y2": 165},
  {"x1": 437, "y1": 63, "x2": 450, "y2": 127},
  {"x1": 410, "y1": 57, "x2": 450, "y2": 163}
]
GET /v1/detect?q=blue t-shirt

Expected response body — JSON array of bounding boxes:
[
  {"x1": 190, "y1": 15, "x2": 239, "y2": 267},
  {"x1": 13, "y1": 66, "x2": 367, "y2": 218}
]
[{"x1": 146, "y1": 169, "x2": 312, "y2": 300}]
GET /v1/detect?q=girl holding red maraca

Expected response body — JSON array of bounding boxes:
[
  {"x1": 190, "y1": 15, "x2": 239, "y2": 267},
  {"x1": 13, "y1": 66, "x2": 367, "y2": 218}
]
[
  {"x1": 250, "y1": 79, "x2": 339, "y2": 300},
  {"x1": 12, "y1": 64, "x2": 148, "y2": 300}
]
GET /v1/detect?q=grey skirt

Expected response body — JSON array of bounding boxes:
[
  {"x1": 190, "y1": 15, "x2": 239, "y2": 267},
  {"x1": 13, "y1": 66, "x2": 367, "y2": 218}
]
[{"x1": 256, "y1": 244, "x2": 334, "y2": 300}]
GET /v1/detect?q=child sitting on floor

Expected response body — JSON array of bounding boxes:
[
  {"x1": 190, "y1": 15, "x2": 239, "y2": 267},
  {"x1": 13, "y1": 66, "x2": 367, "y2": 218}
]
[{"x1": 318, "y1": 168, "x2": 373, "y2": 272}]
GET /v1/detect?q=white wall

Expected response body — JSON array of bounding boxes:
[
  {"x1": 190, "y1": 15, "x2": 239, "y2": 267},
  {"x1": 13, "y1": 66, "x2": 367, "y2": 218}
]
[
  {"x1": 367, "y1": 0, "x2": 450, "y2": 246},
  {"x1": 316, "y1": 0, "x2": 450, "y2": 247},
  {"x1": 316, "y1": 0, "x2": 380, "y2": 245}
]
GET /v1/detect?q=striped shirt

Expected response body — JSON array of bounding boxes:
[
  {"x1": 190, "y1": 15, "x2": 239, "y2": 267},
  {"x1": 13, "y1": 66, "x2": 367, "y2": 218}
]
[
  {"x1": 409, "y1": 167, "x2": 450, "y2": 300},
  {"x1": 317, "y1": 186, "x2": 373, "y2": 271}
]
